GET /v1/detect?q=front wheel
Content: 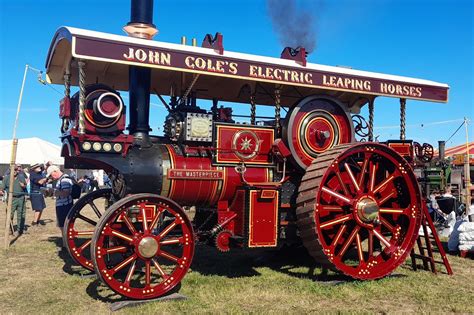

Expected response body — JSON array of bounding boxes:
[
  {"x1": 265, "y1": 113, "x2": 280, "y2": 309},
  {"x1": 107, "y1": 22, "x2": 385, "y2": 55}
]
[{"x1": 91, "y1": 194, "x2": 195, "y2": 300}]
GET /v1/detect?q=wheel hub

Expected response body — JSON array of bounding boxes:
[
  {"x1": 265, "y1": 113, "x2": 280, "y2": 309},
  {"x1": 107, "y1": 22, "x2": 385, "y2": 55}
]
[
  {"x1": 138, "y1": 236, "x2": 159, "y2": 258},
  {"x1": 356, "y1": 197, "x2": 379, "y2": 223}
]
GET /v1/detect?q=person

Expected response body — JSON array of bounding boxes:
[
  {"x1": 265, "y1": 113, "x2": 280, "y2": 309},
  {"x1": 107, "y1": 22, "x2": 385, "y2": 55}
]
[
  {"x1": 69, "y1": 169, "x2": 77, "y2": 181},
  {"x1": 29, "y1": 163, "x2": 48, "y2": 226},
  {"x1": 90, "y1": 170, "x2": 100, "y2": 191},
  {"x1": 442, "y1": 186, "x2": 455, "y2": 198},
  {"x1": 0, "y1": 165, "x2": 28, "y2": 235},
  {"x1": 46, "y1": 165, "x2": 73, "y2": 248}
]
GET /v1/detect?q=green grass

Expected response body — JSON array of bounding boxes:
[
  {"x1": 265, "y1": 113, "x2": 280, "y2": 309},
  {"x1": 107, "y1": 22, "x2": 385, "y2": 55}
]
[{"x1": 1, "y1": 198, "x2": 473, "y2": 314}]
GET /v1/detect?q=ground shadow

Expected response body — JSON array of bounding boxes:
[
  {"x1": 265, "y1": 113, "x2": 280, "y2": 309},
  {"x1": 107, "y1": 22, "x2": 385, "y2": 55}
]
[{"x1": 45, "y1": 236, "x2": 95, "y2": 277}]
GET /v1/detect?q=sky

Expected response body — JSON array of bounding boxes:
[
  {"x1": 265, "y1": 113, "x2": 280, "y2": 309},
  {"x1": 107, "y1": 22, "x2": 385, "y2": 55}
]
[{"x1": 0, "y1": 0, "x2": 472, "y2": 150}]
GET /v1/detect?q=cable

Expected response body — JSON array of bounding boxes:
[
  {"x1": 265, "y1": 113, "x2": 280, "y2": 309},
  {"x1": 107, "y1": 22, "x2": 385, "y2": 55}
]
[{"x1": 445, "y1": 120, "x2": 466, "y2": 143}]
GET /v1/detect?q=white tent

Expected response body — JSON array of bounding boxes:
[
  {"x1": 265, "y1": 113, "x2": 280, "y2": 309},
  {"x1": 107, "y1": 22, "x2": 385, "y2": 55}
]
[{"x1": 0, "y1": 137, "x2": 63, "y2": 165}]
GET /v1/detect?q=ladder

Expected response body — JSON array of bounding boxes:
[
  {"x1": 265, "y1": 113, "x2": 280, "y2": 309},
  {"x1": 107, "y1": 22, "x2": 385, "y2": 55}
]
[{"x1": 410, "y1": 203, "x2": 453, "y2": 275}]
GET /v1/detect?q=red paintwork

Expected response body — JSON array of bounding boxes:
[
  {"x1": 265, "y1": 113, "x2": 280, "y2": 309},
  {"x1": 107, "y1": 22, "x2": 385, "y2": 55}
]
[
  {"x1": 59, "y1": 96, "x2": 71, "y2": 118},
  {"x1": 285, "y1": 96, "x2": 353, "y2": 170},
  {"x1": 215, "y1": 124, "x2": 275, "y2": 165},
  {"x1": 164, "y1": 144, "x2": 271, "y2": 206},
  {"x1": 248, "y1": 189, "x2": 279, "y2": 247}
]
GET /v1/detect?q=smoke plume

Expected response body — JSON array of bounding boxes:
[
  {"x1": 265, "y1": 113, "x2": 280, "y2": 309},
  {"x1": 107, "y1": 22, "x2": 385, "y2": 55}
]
[{"x1": 267, "y1": 0, "x2": 319, "y2": 53}]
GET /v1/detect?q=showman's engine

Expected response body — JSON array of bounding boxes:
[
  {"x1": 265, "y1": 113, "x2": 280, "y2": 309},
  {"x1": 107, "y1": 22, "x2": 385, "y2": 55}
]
[{"x1": 45, "y1": 0, "x2": 451, "y2": 301}]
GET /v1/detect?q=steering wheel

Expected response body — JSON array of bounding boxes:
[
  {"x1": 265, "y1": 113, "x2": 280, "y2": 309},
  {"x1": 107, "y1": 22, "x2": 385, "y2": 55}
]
[{"x1": 352, "y1": 114, "x2": 369, "y2": 137}]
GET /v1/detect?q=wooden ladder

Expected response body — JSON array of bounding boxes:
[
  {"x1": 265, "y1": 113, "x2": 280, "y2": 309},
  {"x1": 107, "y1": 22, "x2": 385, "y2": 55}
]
[{"x1": 410, "y1": 203, "x2": 453, "y2": 275}]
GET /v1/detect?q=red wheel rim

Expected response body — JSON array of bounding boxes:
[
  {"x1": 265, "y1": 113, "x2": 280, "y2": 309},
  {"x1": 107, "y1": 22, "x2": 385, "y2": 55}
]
[
  {"x1": 63, "y1": 188, "x2": 112, "y2": 271},
  {"x1": 91, "y1": 194, "x2": 194, "y2": 299},
  {"x1": 314, "y1": 143, "x2": 421, "y2": 279}
]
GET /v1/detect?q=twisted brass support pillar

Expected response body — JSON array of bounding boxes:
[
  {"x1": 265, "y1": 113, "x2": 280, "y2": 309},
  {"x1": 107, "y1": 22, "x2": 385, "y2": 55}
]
[
  {"x1": 250, "y1": 94, "x2": 256, "y2": 125},
  {"x1": 400, "y1": 98, "x2": 406, "y2": 140},
  {"x1": 368, "y1": 99, "x2": 374, "y2": 142},
  {"x1": 78, "y1": 60, "x2": 86, "y2": 135},
  {"x1": 275, "y1": 87, "x2": 281, "y2": 134},
  {"x1": 62, "y1": 71, "x2": 71, "y2": 133}
]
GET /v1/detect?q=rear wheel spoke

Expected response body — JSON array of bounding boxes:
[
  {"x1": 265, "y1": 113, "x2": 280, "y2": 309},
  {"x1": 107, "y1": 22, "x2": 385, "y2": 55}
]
[
  {"x1": 77, "y1": 239, "x2": 92, "y2": 253},
  {"x1": 108, "y1": 228, "x2": 134, "y2": 243},
  {"x1": 330, "y1": 224, "x2": 347, "y2": 247},
  {"x1": 344, "y1": 162, "x2": 360, "y2": 193},
  {"x1": 145, "y1": 260, "x2": 151, "y2": 287},
  {"x1": 338, "y1": 226, "x2": 360, "y2": 257},
  {"x1": 160, "y1": 237, "x2": 183, "y2": 245},
  {"x1": 355, "y1": 232, "x2": 364, "y2": 264},
  {"x1": 319, "y1": 214, "x2": 353, "y2": 229},
  {"x1": 321, "y1": 187, "x2": 352, "y2": 204},
  {"x1": 373, "y1": 175, "x2": 396, "y2": 194},
  {"x1": 373, "y1": 229, "x2": 391, "y2": 248},
  {"x1": 334, "y1": 168, "x2": 350, "y2": 196}
]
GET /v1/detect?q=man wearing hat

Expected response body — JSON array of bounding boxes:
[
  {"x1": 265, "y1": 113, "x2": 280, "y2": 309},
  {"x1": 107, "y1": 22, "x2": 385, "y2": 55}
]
[
  {"x1": 0, "y1": 165, "x2": 28, "y2": 235},
  {"x1": 46, "y1": 165, "x2": 73, "y2": 248},
  {"x1": 29, "y1": 163, "x2": 47, "y2": 226}
]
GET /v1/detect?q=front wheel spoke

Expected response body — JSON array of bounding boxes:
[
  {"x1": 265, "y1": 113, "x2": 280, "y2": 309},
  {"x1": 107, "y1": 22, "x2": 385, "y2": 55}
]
[
  {"x1": 77, "y1": 239, "x2": 92, "y2": 253},
  {"x1": 321, "y1": 187, "x2": 352, "y2": 204},
  {"x1": 373, "y1": 175, "x2": 396, "y2": 194},
  {"x1": 149, "y1": 209, "x2": 164, "y2": 231},
  {"x1": 145, "y1": 261, "x2": 151, "y2": 287},
  {"x1": 108, "y1": 228, "x2": 134, "y2": 243},
  {"x1": 151, "y1": 258, "x2": 167, "y2": 278},
  {"x1": 320, "y1": 214, "x2": 353, "y2": 229},
  {"x1": 344, "y1": 162, "x2": 360, "y2": 193},
  {"x1": 105, "y1": 246, "x2": 128, "y2": 254},
  {"x1": 124, "y1": 260, "x2": 137, "y2": 285},
  {"x1": 158, "y1": 220, "x2": 178, "y2": 239},
  {"x1": 338, "y1": 226, "x2": 360, "y2": 257},
  {"x1": 76, "y1": 214, "x2": 97, "y2": 226},
  {"x1": 89, "y1": 201, "x2": 102, "y2": 219},
  {"x1": 160, "y1": 237, "x2": 183, "y2": 245},
  {"x1": 373, "y1": 229, "x2": 391, "y2": 248},
  {"x1": 122, "y1": 214, "x2": 137, "y2": 234},
  {"x1": 159, "y1": 250, "x2": 179, "y2": 263},
  {"x1": 141, "y1": 207, "x2": 149, "y2": 233},
  {"x1": 355, "y1": 232, "x2": 364, "y2": 263},
  {"x1": 74, "y1": 230, "x2": 94, "y2": 237},
  {"x1": 112, "y1": 254, "x2": 137, "y2": 274}
]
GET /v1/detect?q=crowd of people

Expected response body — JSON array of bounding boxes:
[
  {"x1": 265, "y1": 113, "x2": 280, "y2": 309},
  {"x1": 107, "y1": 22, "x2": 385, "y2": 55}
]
[{"x1": 0, "y1": 163, "x2": 110, "y2": 241}]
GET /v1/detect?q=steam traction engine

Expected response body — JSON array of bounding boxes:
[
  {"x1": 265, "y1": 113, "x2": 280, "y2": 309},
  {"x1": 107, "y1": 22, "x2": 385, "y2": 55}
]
[{"x1": 45, "y1": 0, "x2": 449, "y2": 300}]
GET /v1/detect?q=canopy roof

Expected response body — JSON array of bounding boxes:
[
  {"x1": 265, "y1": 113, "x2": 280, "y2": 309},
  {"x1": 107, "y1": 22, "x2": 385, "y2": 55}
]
[
  {"x1": 0, "y1": 137, "x2": 63, "y2": 165},
  {"x1": 444, "y1": 142, "x2": 474, "y2": 157},
  {"x1": 45, "y1": 27, "x2": 449, "y2": 107}
]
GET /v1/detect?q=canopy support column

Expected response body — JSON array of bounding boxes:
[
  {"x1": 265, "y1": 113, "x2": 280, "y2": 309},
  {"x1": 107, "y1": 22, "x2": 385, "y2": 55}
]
[
  {"x1": 78, "y1": 60, "x2": 86, "y2": 135},
  {"x1": 400, "y1": 98, "x2": 406, "y2": 140},
  {"x1": 250, "y1": 94, "x2": 256, "y2": 125},
  {"x1": 275, "y1": 87, "x2": 281, "y2": 134},
  {"x1": 368, "y1": 98, "x2": 374, "y2": 142},
  {"x1": 62, "y1": 69, "x2": 71, "y2": 133}
]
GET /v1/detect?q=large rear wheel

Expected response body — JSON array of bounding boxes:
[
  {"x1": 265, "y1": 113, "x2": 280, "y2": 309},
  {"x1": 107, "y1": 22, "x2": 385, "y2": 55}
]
[{"x1": 296, "y1": 143, "x2": 422, "y2": 279}]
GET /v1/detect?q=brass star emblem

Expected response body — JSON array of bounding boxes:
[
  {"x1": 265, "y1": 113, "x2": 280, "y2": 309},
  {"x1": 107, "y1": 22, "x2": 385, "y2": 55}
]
[{"x1": 240, "y1": 137, "x2": 252, "y2": 150}]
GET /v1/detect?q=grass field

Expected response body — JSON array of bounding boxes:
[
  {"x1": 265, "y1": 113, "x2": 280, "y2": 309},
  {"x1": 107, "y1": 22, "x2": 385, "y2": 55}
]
[{"x1": 1, "y1": 197, "x2": 473, "y2": 314}]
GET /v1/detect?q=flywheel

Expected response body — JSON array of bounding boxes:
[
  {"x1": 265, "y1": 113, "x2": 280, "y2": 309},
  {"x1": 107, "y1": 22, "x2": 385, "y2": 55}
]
[{"x1": 296, "y1": 143, "x2": 422, "y2": 279}]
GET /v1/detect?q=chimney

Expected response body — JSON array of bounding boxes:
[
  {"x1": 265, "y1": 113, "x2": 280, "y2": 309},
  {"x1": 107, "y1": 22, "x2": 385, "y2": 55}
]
[
  {"x1": 438, "y1": 140, "x2": 445, "y2": 160},
  {"x1": 124, "y1": 0, "x2": 155, "y2": 144}
]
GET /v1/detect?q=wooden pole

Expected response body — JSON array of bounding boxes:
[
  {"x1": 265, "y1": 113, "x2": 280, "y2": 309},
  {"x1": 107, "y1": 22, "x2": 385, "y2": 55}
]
[
  {"x1": 4, "y1": 64, "x2": 28, "y2": 250},
  {"x1": 464, "y1": 117, "x2": 471, "y2": 219}
]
